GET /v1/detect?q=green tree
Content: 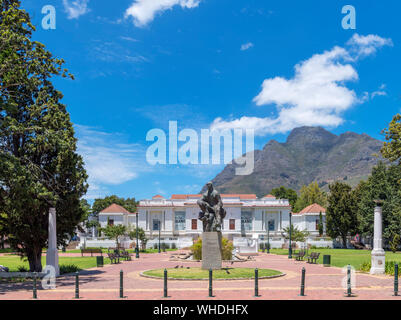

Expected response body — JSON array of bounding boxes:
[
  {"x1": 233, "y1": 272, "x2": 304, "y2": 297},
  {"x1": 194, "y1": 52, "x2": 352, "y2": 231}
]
[
  {"x1": 381, "y1": 114, "x2": 401, "y2": 163},
  {"x1": 357, "y1": 162, "x2": 401, "y2": 241},
  {"x1": 293, "y1": 182, "x2": 327, "y2": 213},
  {"x1": 318, "y1": 211, "x2": 324, "y2": 236},
  {"x1": 92, "y1": 195, "x2": 137, "y2": 215},
  {"x1": 128, "y1": 226, "x2": 147, "y2": 250},
  {"x1": 270, "y1": 186, "x2": 298, "y2": 208},
  {"x1": 101, "y1": 224, "x2": 126, "y2": 248},
  {"x1": 326, "y1": 182, "x2": 358, "y2": 247},
  {"x1": 390, "y1": 233, "x2": 400, "y2": 253},
  {"x1": 0, "y1": 1, "x2": 87, "y2": 271},
  {"x1": 281, "y1": 225, "x2": 309, "y2": 242}
]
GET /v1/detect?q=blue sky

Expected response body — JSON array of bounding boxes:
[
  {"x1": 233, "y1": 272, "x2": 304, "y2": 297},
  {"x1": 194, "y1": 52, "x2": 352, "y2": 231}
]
[{"x1": 21, "y1": 0, "x2": 401, "y2": 201}]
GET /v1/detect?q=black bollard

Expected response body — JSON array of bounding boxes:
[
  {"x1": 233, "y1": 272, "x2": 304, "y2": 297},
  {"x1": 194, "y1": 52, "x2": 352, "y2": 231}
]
[
  {"x1": 33, "y1": 272, "x2": 37, "y2": 299},
  {"x1": 75, "y1": 271, "x2": 79, "y2": 299},
  {"x1": 120, "y1": 270, "x2": 124, "y2": 298},
  {"x1": 299, "y1": 267, "x2": 306, "y2": 296},
  {"x1": 209, "y1": 269, "x2": 213, "y2": 297},
  {"x1": 346, "y1": 265, "x2": 351, "y2": 297},
  {"x1": 164, "y1": 269, "x2": 168, "y2": 298},
  {"x1": 254, "y1": 268, "x2": 259, "y2": 297},
  {"x1": 394, "y1": 264, "x2": 399, "y2": 296}
]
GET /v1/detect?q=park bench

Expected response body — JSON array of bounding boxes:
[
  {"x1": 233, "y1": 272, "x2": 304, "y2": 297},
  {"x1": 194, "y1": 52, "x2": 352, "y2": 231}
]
[
  {"x1": 295, "y1": 250, "x2": 306, "y2": 261},
  {"x1": 120, "y1": 249, "x2": 131, "y2": 261},
  {"x1": 81, "y1": 248, "x2": 103, "y2": 257},
  {"x1": 107, "y1": 252, "x2": 120, "y2": 264},
  {"x1": 307, "y1": 252, "x2": 320, "y2": 264}
]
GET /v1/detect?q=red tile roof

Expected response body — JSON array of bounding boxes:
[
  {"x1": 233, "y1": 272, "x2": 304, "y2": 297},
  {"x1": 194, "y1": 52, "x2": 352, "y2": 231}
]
[
  {"x1": 152, "y1": 195, "x2": 165, "y2": 199},
  {"x1": 171, "y1": 194, "x2": 257, "y2": 200},
  {"x1": 263, "y1": 194, "x2": 276, "y2": 198},
  {"x1": 296, "y1": 203, "x2": 326, "y2": 215},
  {"x1": 100, "y1": 203, "x2": 132, "y2": 214}
]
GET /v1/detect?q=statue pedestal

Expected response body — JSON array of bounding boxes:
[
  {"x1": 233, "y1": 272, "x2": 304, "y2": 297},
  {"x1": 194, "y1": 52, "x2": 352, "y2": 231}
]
[{"x1": 202, "y1": 232, "x2": 222, "y2": 270}]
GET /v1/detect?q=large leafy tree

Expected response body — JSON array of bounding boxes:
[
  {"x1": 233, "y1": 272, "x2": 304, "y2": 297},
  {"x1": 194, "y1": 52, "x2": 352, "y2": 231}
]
[
  {"x1": 293, "y1": 181, "x2": 327, "y2": 213},
  {"x1": 326, "y1": 181, "x2": 358, "y2": 247},
  {"x1": 92, "y1": 195, "x2": 137, "y2": 215},
  {"x1": 270, "y1": 186, "x2": 298, "y2": 209},
  {"x1": 381, "y1": 114, "x2": 401, "y2": 163},
  {"x1": 357, "y1": 162, "x2": 401, "y2": 242},
  {"x1": 0, "y1": 1, "x2": 88, "y2": 271}
]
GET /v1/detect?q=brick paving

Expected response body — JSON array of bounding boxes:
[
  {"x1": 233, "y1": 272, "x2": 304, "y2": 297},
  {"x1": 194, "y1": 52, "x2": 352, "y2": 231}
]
[{"x1": 0, "y1": 252, "x2": 399, "y2": 300}]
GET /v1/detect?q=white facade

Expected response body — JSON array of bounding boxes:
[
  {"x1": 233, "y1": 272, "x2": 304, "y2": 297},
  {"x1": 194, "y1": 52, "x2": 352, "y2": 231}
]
[
  {"x1": 136, "y1": 194, "x2": 292, "y2": 242},
  {"x1": 292, "y1": 203, "x2": 326, "y2": 236}
]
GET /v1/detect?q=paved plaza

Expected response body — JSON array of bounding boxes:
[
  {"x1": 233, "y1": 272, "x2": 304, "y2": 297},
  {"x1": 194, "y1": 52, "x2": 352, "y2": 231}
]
[{"x1": 0, "y1": 252, "x2": 398, "y2": 300}]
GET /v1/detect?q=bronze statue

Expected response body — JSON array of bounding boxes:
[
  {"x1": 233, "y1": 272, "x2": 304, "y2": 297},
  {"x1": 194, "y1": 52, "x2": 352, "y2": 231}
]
[{"x1": 197, "y1": 182, "x2": 226, "y2": 232}]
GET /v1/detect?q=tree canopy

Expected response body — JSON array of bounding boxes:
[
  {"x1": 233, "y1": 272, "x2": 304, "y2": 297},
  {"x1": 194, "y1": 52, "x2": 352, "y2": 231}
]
[
  {"x1": 326, "y1": 181, "x2": 358, "y2": 247},
  {"x1": 293, "y1": 181, "x2": 327, "y2": 213},
  {"x1": 270, "y1": 186, "x2": 298, "y2": 208},
  {"x1": 92, "y1": 195, "x2": 137, "y2": 215},
  {"x1": 0, "y1": 1, "x2": 87, "y2": 271}
]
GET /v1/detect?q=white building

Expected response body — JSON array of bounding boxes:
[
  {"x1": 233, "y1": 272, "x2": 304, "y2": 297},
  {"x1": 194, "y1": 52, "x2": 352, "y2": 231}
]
[
  {"x1": 292, "y1": 203, "x2": 326, "y2": 236},
  {"x1": 93, "y1": 197, "x2": 329, "y2": 249},
  {"x1": 136, "y1": 194, "x2": 291, "y2": 242}
]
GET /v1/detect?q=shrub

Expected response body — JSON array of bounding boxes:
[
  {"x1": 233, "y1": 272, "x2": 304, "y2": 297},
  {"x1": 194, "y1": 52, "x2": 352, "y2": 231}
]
[
  {"x1": 190, "y1": 237, "x2": 233, "y2": 260},
  {"x1": 390, "y1": 234, "x2": 400, "y2": 253},
  {"x1": 359, "y1": 261, "x2": 400, "y2": 276},
  {"x1": 153, "y1": 243, "x2": 158, "y2": 250},
  {"x1": 171, "y1": 243, "x2": 177, "y2": 249},
  {"x1": 17, "y1": 266, "x2": 28, "y2": 272},
  {"x1": 60, "y1": 264, "x2": 80, "y2": 274}
]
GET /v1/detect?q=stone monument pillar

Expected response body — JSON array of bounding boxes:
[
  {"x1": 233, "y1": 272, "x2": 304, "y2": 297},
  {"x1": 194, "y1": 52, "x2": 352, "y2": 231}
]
[
  {"x1": 370, "y1": 200, "x2": 385, "y2": 275},
  {"x1": 202, "y1": 232, "x2": 222, "y2": 270},
  {"x1": 46, "y1": 207, "x2": 60, "y2": 277}
]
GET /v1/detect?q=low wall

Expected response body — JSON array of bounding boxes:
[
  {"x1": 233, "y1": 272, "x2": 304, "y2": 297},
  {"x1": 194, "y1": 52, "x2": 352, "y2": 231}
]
[{"x1": 0, "y1": 272, "x2": 46, "y2": 279}]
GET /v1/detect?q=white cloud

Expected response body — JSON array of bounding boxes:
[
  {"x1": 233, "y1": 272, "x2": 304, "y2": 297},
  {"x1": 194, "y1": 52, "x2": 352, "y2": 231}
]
[
  {"x1": 63, "y1": 0, "x2": 90, "y2": 19},
  {"x1": 347, "y1": 34, "x2": 393, "y2": 58},
  {"x1": 241, "y1": 42, "x2": 254, "y2": 51},
  {"x1": 125, "y1": 0, "x2": 201, "y2": 27},
  {"x1": 211, "y1": 34, "x2": 392, "y2": 136},
  {"x1": 75, "y1": 125, "x2": 149, "y2": 199},
  {"x1": 371, "y1": 84, "x2": 387, "y2": 99}
]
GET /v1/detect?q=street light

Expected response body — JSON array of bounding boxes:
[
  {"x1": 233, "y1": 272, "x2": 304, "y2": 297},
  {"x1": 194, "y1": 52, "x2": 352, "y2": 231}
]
[
  {"x1": 158, "y1": 220, "x2": 161, "y2": 254},
  {"x1": 135, "y1": 212, "x2": 139, "y2": 259},
  {"x1": 267, "y1": 222, "x2": 270, "y2": 254},
  {"x1": 288, "y1": 212, "x2": 292, "y2": 259}
]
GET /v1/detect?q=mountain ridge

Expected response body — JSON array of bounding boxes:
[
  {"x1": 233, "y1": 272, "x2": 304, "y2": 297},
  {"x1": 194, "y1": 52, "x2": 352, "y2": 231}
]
[{"x1": 203, "y1": 126, "x2": 383, "y2": 196}]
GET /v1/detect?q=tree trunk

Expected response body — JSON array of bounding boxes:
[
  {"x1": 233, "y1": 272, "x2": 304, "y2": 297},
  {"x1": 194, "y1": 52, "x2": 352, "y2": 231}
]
[
  {"x1": 28, "y1": 247, "x2": 43, "y2": 272},
  {"x1": 342, "y1": 235, "x2": 347, "y2": 249}
]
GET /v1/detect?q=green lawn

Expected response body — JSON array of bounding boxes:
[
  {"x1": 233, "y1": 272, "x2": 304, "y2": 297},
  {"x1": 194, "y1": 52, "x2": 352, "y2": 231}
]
[
  {"x1": 143, "y1": 267, "x2": 282, "y2": 279},
  {"x1": 63, "y1": 248, "x2": 178, "y2": 254},
  {"x1": 269, "y1": 248, "x2": 401, "y2": 270},
  {"x1": 0, "y1": 255, "x2": 111, "y2": 272}
]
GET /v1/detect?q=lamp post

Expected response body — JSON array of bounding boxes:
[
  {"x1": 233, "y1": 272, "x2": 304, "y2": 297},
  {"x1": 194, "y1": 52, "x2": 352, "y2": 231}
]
[
  {"x1": 267, "y1": 221, "x2": 270, "y2": 254},
  {"x1": 158, "y1": 220, "x2": 161, "y2": 254},
  {"x1": 135, "y1": 212, "x2": 139, "y2": 259},
  {"x1": 288, "y1": 212, "x2": 292, "y2": 259}
]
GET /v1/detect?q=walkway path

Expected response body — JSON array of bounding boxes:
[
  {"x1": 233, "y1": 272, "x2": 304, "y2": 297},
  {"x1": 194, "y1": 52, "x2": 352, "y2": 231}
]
[{"x1": 0, "y1": 252, "x2": 398, "y2": 300}]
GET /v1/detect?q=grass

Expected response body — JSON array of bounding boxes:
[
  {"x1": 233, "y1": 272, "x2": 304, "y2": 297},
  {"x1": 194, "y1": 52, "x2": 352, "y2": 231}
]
[
  {"x1": 269, "y1": 248, "x2": 401, "y2": 271},
  {"x1": 143, "y1": 267, "x2": 282, "y2": 279},
  {"x1": 0, "y1": 255, "x2": 112, "y2": 273},
  {"x1": 63, "y1": 248, "x2": 178, "y2": 254}
]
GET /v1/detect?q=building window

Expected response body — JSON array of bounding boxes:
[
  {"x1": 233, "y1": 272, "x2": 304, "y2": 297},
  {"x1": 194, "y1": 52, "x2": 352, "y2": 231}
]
[
  {"x1": 241, "y1": 211, "x2": 252, "y2": 232},
  {"x1": 229, "y1": 219, "x2": 235, "y2": 230},
  {"x1": 108, "y1": 219, "x2": 114, "y2": 226},
  {"x1": 175, "y1": 211, "x2": 186, "y2": 231},
  {"x1": 191, "y1": 219, "x2": 197, "y2": 230},
  {"x1": 153, "y1": 219, "x2": 160, "y2": 231},
  {"x1": 268, "y1": 220, "x2": 275, "y2": 231}
]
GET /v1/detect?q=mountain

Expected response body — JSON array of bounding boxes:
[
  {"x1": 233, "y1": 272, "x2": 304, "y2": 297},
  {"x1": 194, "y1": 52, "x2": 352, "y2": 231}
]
[{"x1": 204, "y1": 126, "x2": 383, "y2": 197}]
